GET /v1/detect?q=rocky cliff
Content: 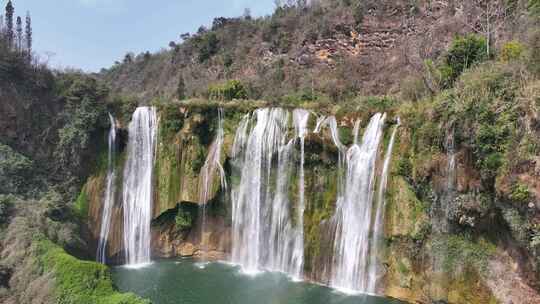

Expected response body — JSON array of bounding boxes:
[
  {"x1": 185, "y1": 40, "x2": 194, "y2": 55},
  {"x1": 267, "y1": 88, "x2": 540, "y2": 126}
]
[{"x1": 82, "y1": 68, "x2": 540, "y2": 303}]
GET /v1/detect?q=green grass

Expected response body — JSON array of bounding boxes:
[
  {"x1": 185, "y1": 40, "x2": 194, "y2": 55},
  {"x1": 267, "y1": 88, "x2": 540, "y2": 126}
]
[
  {"x1": 35, "y1": 239, "x2": 150, "y2": 304},
  {"x1": 73, "y1": 186, "x2": 89, "y2": 219}
]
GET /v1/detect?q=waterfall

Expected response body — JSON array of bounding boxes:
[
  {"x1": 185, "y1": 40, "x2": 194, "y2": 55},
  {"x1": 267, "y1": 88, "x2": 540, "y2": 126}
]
[
  {"x1": 97, "y1": 113, "x2": 117, "y2": 264},
  {"x1": 330, "y1": 113, "x2": 386, "y2": 293},
  {"x1": 446, "y1": 128, "x2": 456, "y2": 194},
  {"x1": 122, "y1": 107, "x2": 158, "y2": 266},
  {"x1": 317, "y1": 116, "x2": 345, "y2": 151},
  {"x1": 316, "y1": 115, "x2": 346, "y2": 195},
  {"x1": 353, "y1": 119, "x2": 361, "y2": 145},
  {"x1": 314, "y1": 115, "x2": 326, "y2": 133},
  {"x1": 231, "y1": 108, "x2": 309, "y2": 277},
  {"x1": 198, "y1": 108, "x2": 227, "y2": 262},
  {"x1": 367, "y1": 117, "x2": 400, "y2": 292},
  {"x1": 292, "y1": 109, "x2": 310, "y2": 278}
]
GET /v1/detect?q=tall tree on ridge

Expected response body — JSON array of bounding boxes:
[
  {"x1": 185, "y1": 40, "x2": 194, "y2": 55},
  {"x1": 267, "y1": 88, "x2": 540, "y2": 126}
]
[
  {"x1": 16, "y1": 15, "x2": 22, "y2": 51},
  {"x1": 25, "y1": 11, "x2": 32, "y2": 55},
  {"x1": 5, "y1": 0, "x2": 14, "y2": 48},
  {"x1": 0, "y1": 15, "x2": 4, "y2": 44}
]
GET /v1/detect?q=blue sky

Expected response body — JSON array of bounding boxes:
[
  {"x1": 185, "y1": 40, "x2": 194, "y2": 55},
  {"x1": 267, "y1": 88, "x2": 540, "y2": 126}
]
[{"x1": 5, "y1": 0, "x2": 275, "y2": 71}]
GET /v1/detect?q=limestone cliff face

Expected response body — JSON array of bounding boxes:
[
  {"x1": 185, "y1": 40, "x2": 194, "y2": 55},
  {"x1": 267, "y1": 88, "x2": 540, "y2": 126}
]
[{"x1": 82, "y1": 102, "x2": 540, "y2": 303}]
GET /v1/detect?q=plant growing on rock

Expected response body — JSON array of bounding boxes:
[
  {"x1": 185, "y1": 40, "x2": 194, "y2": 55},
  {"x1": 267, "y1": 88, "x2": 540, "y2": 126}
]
[
  {"x1": 509, "y1": 183, "x2": 531, "y2": 204},
  {"x1": 175, "y1": 209, "x2": 193, "y2": 231}
]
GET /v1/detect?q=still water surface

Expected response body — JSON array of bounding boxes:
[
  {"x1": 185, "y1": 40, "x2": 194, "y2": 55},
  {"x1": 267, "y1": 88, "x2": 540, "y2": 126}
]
[{"x1": 112, "y1": 259, "x2": 404, "y2": 304}]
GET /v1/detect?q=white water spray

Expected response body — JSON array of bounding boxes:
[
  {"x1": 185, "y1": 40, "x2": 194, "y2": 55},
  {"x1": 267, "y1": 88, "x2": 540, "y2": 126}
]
[
  {"x1": 231, "y1": 108, "x2": 309, "y2": 278},
  {"x1": 368, "y1": 117, "x2": 400, "y2": 292},
  {"x1": 198, "y1": 108, "x2": 227, "y2": 261},
  {"x1": 97, "y1": 113, "x2": 117, "y2": 264},
  {"x1": 122, "y1": 107, "x2": 158, "y2": 266},
  {"x1": 330, "y1": 113, "x2": 386, "y2": 293},
  {"x1": 291, "y1": 109, "x2": 310, "y2": 278}
]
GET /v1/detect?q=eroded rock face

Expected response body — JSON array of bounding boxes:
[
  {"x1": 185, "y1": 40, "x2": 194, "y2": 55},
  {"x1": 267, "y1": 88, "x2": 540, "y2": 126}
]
[{"x1": 151, "y1": 209, "x2": 230, "y2": 261}]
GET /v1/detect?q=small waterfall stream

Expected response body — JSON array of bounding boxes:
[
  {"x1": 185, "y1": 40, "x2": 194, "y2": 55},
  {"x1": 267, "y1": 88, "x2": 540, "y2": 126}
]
[
  {"x1": 122, "y1": 107, "x2": 158, "y2": 266},
  {"x1": 97, "y1": 113, "x2": 117, "y2": 264},
  {"x1": 330, "y1": 113, "x2": 386, "y2": 293},
  {"x1": 198, "y1": 108, "x2": 227, "y2": 262},
  {"x1": 368, "y1": 117, "x2": 400, "y2": 291}
]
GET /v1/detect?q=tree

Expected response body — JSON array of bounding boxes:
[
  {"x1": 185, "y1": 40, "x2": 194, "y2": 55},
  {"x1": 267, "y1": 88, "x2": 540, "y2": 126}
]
[
  {"x1": 123, "y1": 52, "x2": 133, "y2": 64},
  {"x1": 0, "y1": 15, "x2": 5, "y2": 48},
  {"x1": 15, "y1": 15, "x2": 22, "y2": 51},
  {"x1": 180, "y1": 32, "x2": 190, "y2": 41},
  {"x1": 176, "y1": 76, "x2": 186, "y2": 100},
  {"x1": 5, "y1": 0, "x2": 14, "y2": 48},
  {"x1": 25, "y1": 11, "x2": 31, "y2": 55},
  {"x1": 459, "y1": 0, "x2": 518, "y2": 57},
  {"x1": 243, "y1": 8, "x2": 252, "y2": 20},
  {"x1": 439, "y1": 34, "x2": 487, "y2": 88}
]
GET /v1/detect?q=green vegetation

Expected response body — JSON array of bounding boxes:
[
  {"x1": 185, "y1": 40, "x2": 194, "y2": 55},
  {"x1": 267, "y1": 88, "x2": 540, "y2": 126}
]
[
  {"x1": 0, "y1": 195, "x2": 15, "y2": 225},
  {"x1": 208, "y1": 80, "x2": 248, "y2": 101},
  {"x1": 509, "y1": 182, "x2": 531, "y2": 204},
  {"x1": 439, "y1": 34, "x2": 488, "y2": 88},
  {"x1": 500, "y1": 41, "x2": 525, "y2": 62},
  {"x1": 433, "y1": 235, "x2": 496, "y2": 273},
  {"x1": 55, "y1": 74, "x2": 108, "y2": 171},
  {"x1": 175, "y1": 208, "x2": 193, "y2": 231},
  {"x1": 529, "y1": 0, "x2": 540, "y2": 17},
  {"x1": 36, "y1": 239, "x2": 149, "y2": 304},
  {"x1": 0, "y1": 143, "x2": 34, "y2": 195},
  {"x1": 193, "y1": 31, "x2": 219, "y2": 63},
  {"x1": 73, "y1": 186, "x2": 89, "y2": 219}
]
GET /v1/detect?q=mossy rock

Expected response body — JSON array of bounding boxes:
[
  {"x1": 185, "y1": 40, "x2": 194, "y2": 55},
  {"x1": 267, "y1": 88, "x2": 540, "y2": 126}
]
[
  {"x1": 35, "y1": 239, "x2": 150, "y2": 304},
  {"x1": 385, "y1": 176, "x2": 430, "y2": 240}
]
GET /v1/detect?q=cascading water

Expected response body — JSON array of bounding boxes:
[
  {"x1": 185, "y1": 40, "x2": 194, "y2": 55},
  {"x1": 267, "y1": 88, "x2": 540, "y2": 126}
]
[
  {"x1": 231, "y1": 108, "x2": 309, "y2": 278},
  {"x1": 353, "y1": 119, "x2": 361, "y2": 145},
  {"x1": 314, "y1": 115, "x2": 326, "y2": 133},
  {"x1": 291, "y1": 109, "x2": 310, "y2": 278},
  {"x1": 231, "y1": 108, "x2": 289, "y2": 273},
  {"x1": 97, "y1": 113, "x2": 117, "y2": 264},
  {"x1": 317, "y1": 116, "x2": 345, "y2": 151},
  {"x1": 122, "y1": 107, "x2": 158, "y2": 266},
  {"x1": 316, "y1": 115, "x2": 346, "y2": 195},
  {"x1": 367, "y1": 117, "x2": 400, "y2": 292},
  {"x1": 198, "y1": 108, "x2": 227, "y2": 262},
  {"x1": 330, "y1": 113, "x2": 386, "y2": 293}
]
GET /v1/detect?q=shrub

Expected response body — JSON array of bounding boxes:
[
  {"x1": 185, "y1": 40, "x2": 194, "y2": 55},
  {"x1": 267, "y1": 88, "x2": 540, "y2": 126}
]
[
  {"x1": 500, "y1": 41, "x2": 525, "y2": 62},
  {"x1": 0, "y1": 195, "x2": 15, "y2": 225},
  {"x1": 194, "y1": 32, "x2": 219, "y2": 63},
  {"x1": 440, "y1": 35, "x2": 487, "y2": 88},
  {"x1": 175, "y1": 208, "x2": 193, "y2": 231},
  {"x1": 0, "y1": 143, "x2": 33, "y2": 195},
  {"x1": 208, "y1": 80, "x2": 248, "y2": 100},
  {"x1": 510, "y1": 183, "x2": 531, "y2": 204}
]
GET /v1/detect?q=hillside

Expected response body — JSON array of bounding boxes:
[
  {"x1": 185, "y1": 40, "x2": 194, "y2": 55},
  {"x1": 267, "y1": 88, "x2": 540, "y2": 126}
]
[{"x1": 101, "y1": 0, "x2": 536, "y2": 103}]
